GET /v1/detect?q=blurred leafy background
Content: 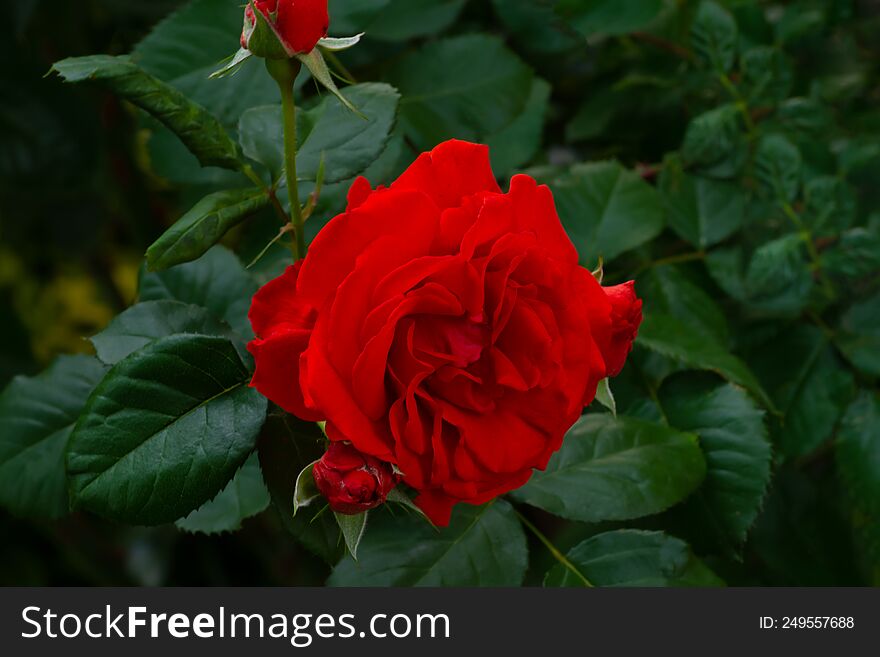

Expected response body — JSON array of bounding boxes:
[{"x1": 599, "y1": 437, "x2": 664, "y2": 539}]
[{"x1": 1, "y1": 0, "x2": 878, "y2": 585}]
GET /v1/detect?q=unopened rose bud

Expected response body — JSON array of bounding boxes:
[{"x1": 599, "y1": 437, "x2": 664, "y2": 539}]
[
  {"x1": 312, "y1": 442, "x2": 399, "y2": 515},
  {"x1": 602, "y1": 281, "x2": 644, "y2": 378},
  {"x1": 241, "y1": 0, "x2": 330, "y2": 58}
]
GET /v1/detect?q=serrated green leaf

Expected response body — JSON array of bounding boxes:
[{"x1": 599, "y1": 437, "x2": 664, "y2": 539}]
[
  {"x1": 544, "y1": 530, "x2": 724, "y2": 587},
  {"x1": 90, "y1": 300, "x2": 242, "y2": 365},
  {"x1": 745, "y1": 234, "x2": 813, "y2": 314},
  {"x1": 659, "y1": 156, "x2": 745, "y2": 249},
  {"x1": 132, "y1": 0, "x2": 278, "y2": 126},
  {"x1": 555, "y1": 0, "x2": 663, "y2": 37},
  {"x1": 330, "y1": 0, "x2": 466, "y2": 41},
  {"x1": 51, "y1": 55, "x2": 240, "y2": 170},
  {"x1": 836, "y1": 291, "x2": 880, "y2": 378},
  {"x1": 681, "y1": 104, "x2": 747, "y2": 178},
  {"x1": 823, "y1": 228, "x2": 880, "y2": 280},
  {"x1": 387, "y1": 34, "x2": 534, "y2": 151},
  {"x1": 146, "y1": 189, "x2": 270, "y2": 272},
  {"x1": 175, "y1": 452, "x2": 270, "y2": 535},
  {"x1": 139, "y1": 246, "x2": 258, "y2": 339},
  {"x1": 551, "y1": 160, "x2": 664, "y2": 265},
  {"x1": 239, "y1": 83, "x2": 399, "y2": 186},
  {"x1": 836, "y1": 392, "x2": 880, "y2": 581},
  {"x1": 691, "y1": 1, "x2": 738, "y2": 72},
  {"x1": 659, "y1": 374, "x2": 771, "y2": 545},
  {"x1": 0, "y1": 356, "x2": 106, "y2": 519},
  {"x1": 747, "y1": 325, "x2": 854, "y2": 459},
  {"x1": 512, "y1": 414, "x2": 706, "y2": 523},
  {"x1": 755, "y1": 133, "x2": 802, "y2": 202},
  {"x1": 486, "y1": 77, "x2": 551, "y2": 176},
  {"x1": 776, "y1": 97, "x2": 832, "y2": 135},
  {"x1": 741, "y1": 46, "x2": 793, "y2": 104},
  {"x1": 804, "y1": 176, "x2": 857, "y2": 236},
  {"x1": 328, "y1": 500, "x2": 527, "y2": 586},
  {"x1": 638, "y1": 265, "x2": 730, "y2": 346},
  {"x1": 67, "y1": 335, "x2": 268, "y2": 525},
  {"x1": 637, "y1": 313, "x2": 775, "y2": 410}
]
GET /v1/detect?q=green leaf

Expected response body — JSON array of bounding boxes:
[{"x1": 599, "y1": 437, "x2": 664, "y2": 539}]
[
  {"x1": 776, "y1": 97, "x2": 832, "y2": 136},
  {"x1": 681, "y1": 105, "x2": 747, "y2": 178},
  {"x1": 297, "y1": 83, "x2": 400, "y2": 184},
  {"x1": 659, "y1": 375, "x2": 771, "y2": 545},
  {"x1": 803, "y1": 176, "x2": 857, "y2": 236},
  {"x1": 387, "y1": 35, "x2": 534, "y2": 151},
  {"x1": 328, "y1": 500, "x2": 528, "y2": 586},
  {"x1": 555, "y1": 0, "x2": 663, "y2": 37},
  {"x1": 175, "y1": 453, "x2": 270, "y2": 535},
  {"x1": 691, "y1": 0, "x2": 738, "y2": 72},
  {"x1": 139, "y1": 246, "x2": 258, "y2": 339},
  {"x1": 67, "y1": 335, "x2": 268, "y2": 525},
  {"x1": 512, "y1": 414, "x2": 706, "y2": 523},
  {"x1": 50, "y1": 55, "x2": 240, "y2": 170},
  {"x1": 486, "y1": 77, "x2": 551, "y2": 176},
  {"x1": 659, "y1": 156, "x2": 745, "y2": 249},
  {"x1": 257, "y1": 413, "x2": 343, "y2": 564},
  {"x1": 132, "y1": 0, "x2": 278, "y2": 126},
  {"x1": 551, "y1": 161, "x2": 665, "y2": 265},
  {"x1": 146, "y1": 189, "x2": 270, "y2": 272},
  {"x1": 836, "y1": 291, "x2": 880, "y2": 378},
  {"x1": 91, "y1": 300, "x2": 242, "y2": 365},
  {"x1": 545, "y1": 530, "x2": 724, "y2": 587},
  {"x1": 823, "y1": 229, "x2": 880, "y2": 280},
  {"x1": 741, "y1": 46, "x2": 793, "y2": 105},
  {"x1": 747, "y1": 325, "x2": 854, "y2": 459},
  {"x1": 638, "y1": 265, "x2": 730, "y2": 346},
  {"x1": 493, "y1": 0, "x2": 580, "y2": 54},
  {"x1": 594, "y1": 378, "x2": 617, "y2": 416},
  {"x1": 743, "y1": 234, "x2": 813, "y2": 314},
  {"x1": 836, "y1": 392, "x2": 880, "y2": 579},
  {"x1": 240, "y1": 84, "x2": 399, "y2": 186},
  {"x1": 334, "y1": 511, "x2": 368, "y2": 559},
  {"x1": 754, "y1": 133, "x2": 802, "y2": 202},
  {"x1": 330, "y1": 0, "x2": 466, "y2": 41},
  {"x1": 0, "y1": 356, "x2": 106, "y2": 519},
  {"x1": 637, "y1": 313, "x2": 775, "y2": 410}
]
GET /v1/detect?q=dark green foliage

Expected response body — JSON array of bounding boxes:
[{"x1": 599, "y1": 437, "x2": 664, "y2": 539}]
[{"x1": 0, "y1": 0, "x2": 877, "y2": 586}]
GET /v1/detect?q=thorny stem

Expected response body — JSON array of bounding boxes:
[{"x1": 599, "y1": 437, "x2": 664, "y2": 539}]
[
  {"x1": 513, "y1": 508, "x2": 594, "y2": 587},
  {"x1": 242, "y1": 163, "x2": 290, "y2": 228},
  {"x1": 267, "y1": 58, "x2": 306, "y2": 261}
]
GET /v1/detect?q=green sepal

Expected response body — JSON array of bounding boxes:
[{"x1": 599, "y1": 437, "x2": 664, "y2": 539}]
[
  {"x1": 335, "y1": 511, "x2": 368, "y2": 560},
  {"x1": 295, "y1": 49, "x2": 364, "y2": 118}
]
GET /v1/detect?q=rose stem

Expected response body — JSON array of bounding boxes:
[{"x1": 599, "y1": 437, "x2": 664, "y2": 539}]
[
  {"x1": 266, "y1": 58, "x2": 306, "y2": 261},
  {"x1": 513, "y1": 508, "x2": 594, "y2": 587}
]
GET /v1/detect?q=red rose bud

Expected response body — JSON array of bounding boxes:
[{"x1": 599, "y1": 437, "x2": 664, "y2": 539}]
[
  {"x1": 602, "y1": 281, "x2": 644, "y2": 378},
  {"x1": 241, "y1": 0, "x2": 329, "y2": 58},
  {"x1": 312, "y1": 442, "x2": 399, "y2": 515}
]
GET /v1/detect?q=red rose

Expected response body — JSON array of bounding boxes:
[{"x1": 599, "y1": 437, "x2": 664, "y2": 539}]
[
  {"x1": 241, "y1": 0, "x2": 329, "y2": 56},
  {"x1": 312, "y1": 442, "x2": 399, "y2": 515},
  {"x1": 248, "y1": 140, "x2": 643, "y2": 526},
  {"x1": 603, "y1": 282, "x2": 643, "y2": 378}
]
